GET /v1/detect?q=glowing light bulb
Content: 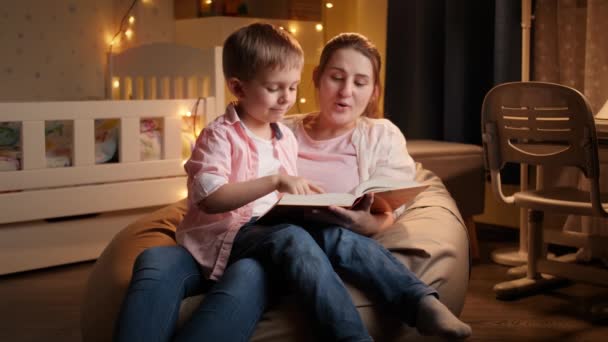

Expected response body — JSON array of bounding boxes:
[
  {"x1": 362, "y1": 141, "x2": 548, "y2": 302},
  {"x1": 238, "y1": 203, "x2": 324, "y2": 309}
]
[
  {"x1": 182, "y1": 111, "x2": 192, "y2": 117},
  {"x1": 325, "y1": 3, "x2": 334, "y2": 9},
  {"x1": 128, "y1": 16, "x2": 135, "y2": 24},
  {"x1": 205, "y1": 0, "x2": 212, "y2": 4},
  {"x1": 315, "y1": 24, "x2": 323, "y2": 32},
  {"x1": 180, "y1": 189, "x2": 188, "y2": 199},
  {"x1": 288, "y1": 27, "x2": 297, "y2": 34},
  {"x1": 279, "y1": 26, "x2": 285, "y2": 30},
  {"x1": 299, "y1": 98, "x2": 307, "y2": 104},
  {"x1": 125, "y1": 29, "x2": 133, "y2": 39},
  {"x1": 113, "y1": 80, "x2": 120, "y2": 88}
]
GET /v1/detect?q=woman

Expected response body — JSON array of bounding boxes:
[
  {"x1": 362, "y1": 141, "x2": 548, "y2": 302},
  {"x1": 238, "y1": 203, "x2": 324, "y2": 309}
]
[{"x1": 82, "y1": 33, "x2": 471, "y2": 342}]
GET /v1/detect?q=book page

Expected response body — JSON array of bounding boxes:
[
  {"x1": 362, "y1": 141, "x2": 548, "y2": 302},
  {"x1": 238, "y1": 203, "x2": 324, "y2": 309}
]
[
  {"x1": 278, "y1": 193, "x2": 356, "y2": 207},
  {"x1": 372, "y1": 186, "x2": 426, "y2": 210},
  {"x1": 350, "y1": 178, "x2": 422, "y2": 197}
]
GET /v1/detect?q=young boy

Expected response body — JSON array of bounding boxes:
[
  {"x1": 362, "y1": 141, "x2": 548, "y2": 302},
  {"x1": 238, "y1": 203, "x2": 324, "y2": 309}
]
[{"x1": 176, "y1": 23, "x2": 374, "y2": 341}]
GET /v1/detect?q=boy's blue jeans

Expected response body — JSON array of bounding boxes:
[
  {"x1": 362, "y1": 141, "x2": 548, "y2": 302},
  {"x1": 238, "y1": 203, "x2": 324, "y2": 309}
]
[
  {"x1": 113, "y1": 246, "x2": 269, "y2": 342},
  {"x1": 114, "y1": 223, "x2": 436, "y2": 342}
]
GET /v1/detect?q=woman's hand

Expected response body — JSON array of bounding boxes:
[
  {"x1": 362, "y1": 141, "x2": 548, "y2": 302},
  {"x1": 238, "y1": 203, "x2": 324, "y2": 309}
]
[
  {"x1": 275, "y1": 174, "x2": 324, "y2": 195},
  {"x1": 325, "y1": 193, "x2": 395, "y2": 236}
]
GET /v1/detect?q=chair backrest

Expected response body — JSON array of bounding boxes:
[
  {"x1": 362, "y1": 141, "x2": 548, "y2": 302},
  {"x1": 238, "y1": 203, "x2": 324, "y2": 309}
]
[{"x1": 481, "y1": 81, "x2": 599, "y2": 180}]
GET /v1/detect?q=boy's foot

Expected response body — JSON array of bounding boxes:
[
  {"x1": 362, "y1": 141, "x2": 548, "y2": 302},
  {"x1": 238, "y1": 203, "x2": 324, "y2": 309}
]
[{"x1": 415, "y1": 295, "x2": 472, "y2": 339}]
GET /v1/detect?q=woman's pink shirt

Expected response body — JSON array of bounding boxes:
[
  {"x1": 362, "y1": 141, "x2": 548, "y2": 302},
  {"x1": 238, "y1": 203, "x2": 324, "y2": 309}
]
[{"x1": 295, "y1": 123, "x2": 360, "y2": 193}]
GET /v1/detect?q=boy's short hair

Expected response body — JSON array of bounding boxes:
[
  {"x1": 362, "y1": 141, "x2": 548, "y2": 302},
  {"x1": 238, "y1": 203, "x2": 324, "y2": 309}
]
[{"x1": 222, "y1": 22, "x2": 304, "y2": 81}]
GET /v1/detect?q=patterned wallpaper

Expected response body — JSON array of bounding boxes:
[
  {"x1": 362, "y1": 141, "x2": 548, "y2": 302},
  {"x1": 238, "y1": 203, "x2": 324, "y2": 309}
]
[{"x1": 0, "y1": 0, "x2": 174, "y2": 102}]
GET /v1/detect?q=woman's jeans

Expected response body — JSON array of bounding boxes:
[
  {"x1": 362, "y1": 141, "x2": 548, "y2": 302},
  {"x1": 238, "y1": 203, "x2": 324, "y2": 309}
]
[{"x1": 114, "y1": 224, "x2": 436, "y2": 342}]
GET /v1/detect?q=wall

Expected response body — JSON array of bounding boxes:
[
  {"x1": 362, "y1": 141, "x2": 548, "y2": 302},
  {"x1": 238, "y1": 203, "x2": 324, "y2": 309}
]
[
  {"x1": 322, "y1": 0, "x2": 387, "y2": 112},
  {"x1": 0, "y1": 0, "x2": 174, "y2": 102},
  {"x1": 176, "y1": 16, "x2": 324, "y2": 113}
]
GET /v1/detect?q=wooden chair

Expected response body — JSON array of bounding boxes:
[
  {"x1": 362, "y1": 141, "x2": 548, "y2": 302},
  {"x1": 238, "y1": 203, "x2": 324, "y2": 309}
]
[{"x1": 481, "y1": 81, "x2": 608, "y2": 299}]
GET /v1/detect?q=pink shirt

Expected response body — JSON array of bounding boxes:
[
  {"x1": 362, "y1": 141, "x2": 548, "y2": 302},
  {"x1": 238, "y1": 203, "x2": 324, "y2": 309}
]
[
  {"x1": 285, "y1": 113, "x2": 417, "y2": 217},
  {"x1": 295, "y1": 123, "x2": 360, "y2": 194},
  {"x1": 176, "y1": 104, "x2": 299, "y2": 280}
]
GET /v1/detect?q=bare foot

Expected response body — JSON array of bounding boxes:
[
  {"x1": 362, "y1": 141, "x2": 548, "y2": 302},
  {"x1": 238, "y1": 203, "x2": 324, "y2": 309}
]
[{"x1": 416, "y1": 295, "x2": 472, "y2": 339}]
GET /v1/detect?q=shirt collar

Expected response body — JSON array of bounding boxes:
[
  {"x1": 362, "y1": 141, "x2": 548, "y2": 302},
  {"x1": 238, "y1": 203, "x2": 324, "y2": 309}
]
[{"x1": 224, "y1": 102, "x2": 283, "y2": 140}]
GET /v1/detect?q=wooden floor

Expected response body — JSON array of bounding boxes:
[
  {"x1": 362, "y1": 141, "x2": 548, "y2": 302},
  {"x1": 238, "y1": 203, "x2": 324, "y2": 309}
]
[{"x1": 1, "y1": 225, "x2": 608, "y2": 341}]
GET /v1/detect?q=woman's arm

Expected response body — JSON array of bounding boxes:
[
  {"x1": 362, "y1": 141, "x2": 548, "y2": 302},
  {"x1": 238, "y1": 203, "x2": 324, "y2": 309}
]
[{"x1": 325, "y1": 193, "x2": 395, "y2": 236}]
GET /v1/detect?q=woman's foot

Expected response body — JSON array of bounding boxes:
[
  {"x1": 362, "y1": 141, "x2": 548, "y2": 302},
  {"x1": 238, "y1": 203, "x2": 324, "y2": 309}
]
[{"x1": 415, "y1": 295, "x2": 472, "y2": 339}]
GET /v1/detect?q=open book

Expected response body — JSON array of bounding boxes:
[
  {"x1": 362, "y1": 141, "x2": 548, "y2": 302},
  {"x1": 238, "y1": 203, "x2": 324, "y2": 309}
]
[{"x1": 256, "y1": 178, "x2": 428, "y2": 225}]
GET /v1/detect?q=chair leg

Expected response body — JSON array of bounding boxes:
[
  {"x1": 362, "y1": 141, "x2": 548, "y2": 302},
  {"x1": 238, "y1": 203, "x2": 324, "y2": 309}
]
[
  {"x1": 464, "y1": 216, "x2": 480, "y2": 261},
  {"x1": 494, "y1": 210, "x2": 568, "y2": 299}
]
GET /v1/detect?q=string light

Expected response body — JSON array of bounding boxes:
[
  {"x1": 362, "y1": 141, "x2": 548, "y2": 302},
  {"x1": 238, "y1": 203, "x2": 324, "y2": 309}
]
[
  {"x1": 315, "y1": 23, "x2": 323, "y2": 32},
  {"x1": 325, "y1": 3, "x2": 334, "y2": 9},
  {"x1": 288, "y1": 27, "x2": 297, "y2": 34},
  {"x1": 111, "y1": 36, "x2": 121, "y2": 47},
  {"x1": 108, "y1": 0, "x2": 137, "y2": 51},
  {"x1": 299, "y1": 98, "x2": 307, "y2": 104},
  {"x1": 180, "y1": 189, "x2": 188, "y2": 199},
  {"x1": 112, "y1": 80, "x2": 120, "y2": 88}
]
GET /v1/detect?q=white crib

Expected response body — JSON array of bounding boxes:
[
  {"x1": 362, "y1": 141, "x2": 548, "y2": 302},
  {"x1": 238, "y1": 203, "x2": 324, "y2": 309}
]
[
  {"x1": 107, "y1": 42, "x2": 225, "y2": 117},
  {"x1": 0, "y1": 98, "x2": 217, "y2": 275}
]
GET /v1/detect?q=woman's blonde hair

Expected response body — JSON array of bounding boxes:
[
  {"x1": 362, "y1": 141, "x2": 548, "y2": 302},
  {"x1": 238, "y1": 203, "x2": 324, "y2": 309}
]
[
  {"x1": 313, "y1": 33, "x2": 382, "y2": 118},
  {"x1": 223, "y1": 23, "x2": 304, "y2": 81}
]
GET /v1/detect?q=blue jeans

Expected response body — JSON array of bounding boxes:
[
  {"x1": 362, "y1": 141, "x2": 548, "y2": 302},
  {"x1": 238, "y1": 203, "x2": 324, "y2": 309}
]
[
  {"x1": 230, "y1": 222, "x2": 373, "y2": 342},
  {"x1": 115, "y1": 223, "x2": 436, "y2": 341},
  {"x1": 114, "y1": 246, "x2": 269, "y2": 342},
  {"x1": 229, "y1": 223, "x2": 437, "y2": 341},
  {"x1": 307, "y1": 226, "x2": 437, "y2": 325}
]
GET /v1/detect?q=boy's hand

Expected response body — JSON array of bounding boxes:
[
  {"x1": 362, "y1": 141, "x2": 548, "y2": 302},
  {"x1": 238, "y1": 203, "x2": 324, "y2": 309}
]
[{"x1": 275, "y1": 174, "x2": 324, "y2": 195}]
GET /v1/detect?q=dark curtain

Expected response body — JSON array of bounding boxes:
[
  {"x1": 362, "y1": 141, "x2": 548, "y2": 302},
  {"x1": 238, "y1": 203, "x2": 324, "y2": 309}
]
[{"x1": 384, "y1": 0, "x2": 522, "y2": 146}]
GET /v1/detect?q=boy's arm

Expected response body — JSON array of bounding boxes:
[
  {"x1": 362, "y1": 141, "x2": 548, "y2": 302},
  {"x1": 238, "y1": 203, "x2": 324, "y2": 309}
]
[
  {"x1": 199, "y1": 174, "x2": 322, "y2": 214},
  {"x1": 199, "y1": 175, "x2": 278, "y2": 214}
]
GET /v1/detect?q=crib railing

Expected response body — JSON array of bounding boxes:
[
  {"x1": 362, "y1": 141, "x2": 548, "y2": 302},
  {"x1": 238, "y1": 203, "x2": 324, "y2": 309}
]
[
  {"x1": 0, "y1": 98, "x2": 212, "y2": 224},
  {"x1": 107, "y1": 44, "x2": 225, "y2": 118}
]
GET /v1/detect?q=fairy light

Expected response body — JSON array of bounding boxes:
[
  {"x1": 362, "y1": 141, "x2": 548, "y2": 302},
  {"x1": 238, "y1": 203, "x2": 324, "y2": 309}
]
[
  {"x1": 315, "y1": 23, "x2": 323, "y2": 32},
  {"x1": 180, "y1": 189, "x2": 188, "y2": 199},
  {"x1": 325, "y1": 2, "x2": 334, "y2": 9},
  {"x1": 288, "y1": 26, "x2": 297, "y2": 34},
  {"x1": 112, "y1": 80, "x2": 120, "y2": 88},
  {"x1": 108, "y1": 0, "x2": 137, "y2": 51},
  {"x1": 111, "y1": 36, "x2": 121, "y2": 47},
  {"x1": 299, "y1": 98, "x2": 307, "y2": 104},
  {"x1": 205, "y1": 0, "x2": 212, "y2": 4}
]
